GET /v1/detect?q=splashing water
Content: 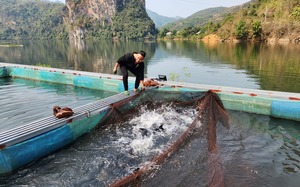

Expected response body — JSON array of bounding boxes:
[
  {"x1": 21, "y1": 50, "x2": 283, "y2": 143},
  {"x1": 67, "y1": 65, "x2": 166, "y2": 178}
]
[
  {"x1": 121, "y1": 104, "x2": 195, "y2": 156},
  {"x1": 0, "y1": 102, "x2": 197, "y2": 186}
]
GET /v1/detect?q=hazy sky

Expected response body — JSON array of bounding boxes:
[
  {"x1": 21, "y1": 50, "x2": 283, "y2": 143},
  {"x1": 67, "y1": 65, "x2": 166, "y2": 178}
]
[
  {"x1": 145, "y1": 0, "x2": 250, "y2": 18},
  {"x1": 53, "y1": 0, "x2": 250, "y2": 18}
]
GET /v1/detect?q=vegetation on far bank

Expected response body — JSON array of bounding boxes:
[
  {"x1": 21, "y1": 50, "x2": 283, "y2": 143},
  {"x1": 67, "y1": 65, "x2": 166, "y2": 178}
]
[
  {"x1": 158, "y1": 0, "x2": 300, "y2": 43},
  {"x1": 0, "y1": 0, "x2": 299, "y2": 42}
]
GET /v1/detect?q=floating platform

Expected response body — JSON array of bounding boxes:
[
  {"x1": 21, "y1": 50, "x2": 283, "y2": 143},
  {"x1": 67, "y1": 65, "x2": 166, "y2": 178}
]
[
  {"x1": 0, "y1": 89, "x2": 142, "y2": 175},
  {"x1": 0, "y1": 62, "x2": 300, "y2": 175}
]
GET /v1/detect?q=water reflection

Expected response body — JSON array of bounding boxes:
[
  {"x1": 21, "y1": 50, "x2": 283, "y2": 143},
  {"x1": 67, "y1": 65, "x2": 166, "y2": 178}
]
[{"x1": 0, "y1": 40, "x2": 299, "y2": 92}]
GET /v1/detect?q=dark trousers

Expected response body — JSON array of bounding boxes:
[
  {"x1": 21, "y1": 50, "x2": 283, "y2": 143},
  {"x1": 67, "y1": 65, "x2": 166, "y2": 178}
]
[{"x1": 120, "y1": 66, "x2": 142, "y2": 91}]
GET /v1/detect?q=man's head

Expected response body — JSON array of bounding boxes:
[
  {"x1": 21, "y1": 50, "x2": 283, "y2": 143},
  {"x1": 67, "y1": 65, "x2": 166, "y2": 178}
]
[
  {"x1": 135, "y1": 50, "x2": 146, "y2": 63},
  {"x1": 139, "y1": 50, "x2": 146, "y2": 58}
]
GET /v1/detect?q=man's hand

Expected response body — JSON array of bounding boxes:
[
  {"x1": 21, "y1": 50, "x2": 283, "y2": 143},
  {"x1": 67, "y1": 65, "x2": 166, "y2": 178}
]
[
  {"x1": 140, "y1": 81, "x2": 145, "y2": 90},
  {"x1": 113, "y1": 66, "x2": 117, "y2": 74}
]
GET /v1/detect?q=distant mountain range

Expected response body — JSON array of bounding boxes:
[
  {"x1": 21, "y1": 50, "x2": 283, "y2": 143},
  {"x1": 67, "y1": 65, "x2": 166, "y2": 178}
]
[
  {"x1": 146, "y1": 6, "x2": 242, "y2": 31},
  {"x1": 161, "y1": 6, "x2": 240, "y2": 31},
  {"x1": 146, "y1": 9, "x2": 182, "y2": 28}
]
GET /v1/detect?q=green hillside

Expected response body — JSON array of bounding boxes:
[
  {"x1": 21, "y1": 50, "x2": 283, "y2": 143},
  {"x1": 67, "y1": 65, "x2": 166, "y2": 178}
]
[
  {"x1": 161, "y1": 7, "x2": 236, "y2": 31},
  {"x1": 158, "y1": 0, "x2": 300, "y2": 42},
  {"x1": 1, "y1": 0, "x2": 299, "y2": 42},
  {"x1": 0, "y1": 0, "x2": 156, "y2": 40},
  {"x1": 217, "y1": 0, "x2": 300, "y2": 41},
  {"x1": 111, "y1": 0, "x2": 157, "y2": 40},
  {"x1": 157, "y1": 6, "x2": 241, "y2": 39},
  {"x1": 0, "y1": 0, "x2": 68, "y2": 40}
]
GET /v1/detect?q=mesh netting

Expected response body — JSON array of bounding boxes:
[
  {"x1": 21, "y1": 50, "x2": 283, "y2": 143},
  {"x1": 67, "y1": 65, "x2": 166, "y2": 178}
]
[{"x1": 105, "y1": 90, "x2": 229, "y2": 187}]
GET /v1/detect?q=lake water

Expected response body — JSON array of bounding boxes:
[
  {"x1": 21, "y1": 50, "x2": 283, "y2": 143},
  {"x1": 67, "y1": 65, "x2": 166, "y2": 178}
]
[
  {"x1": 0, "y1": 39, "x2": 299, "y2": 93},
  {"x1": 0, "y1": 77, "x2": 116, "y2": 132},
  {"x1": 1, "y1": 100, "x2": 300, "y2": 187},
  {"x1": 0, "y1": 40, "x2": 300, "y2": 186}
]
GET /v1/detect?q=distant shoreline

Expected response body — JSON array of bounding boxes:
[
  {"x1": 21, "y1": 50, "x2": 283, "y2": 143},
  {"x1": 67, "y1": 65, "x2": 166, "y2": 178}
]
[
  {"x1": 0, "y1": 44, "x2": 23, "y2": 47},
  {"x1": 159, "y1": 34, "x2": 300, "y2": 44}
]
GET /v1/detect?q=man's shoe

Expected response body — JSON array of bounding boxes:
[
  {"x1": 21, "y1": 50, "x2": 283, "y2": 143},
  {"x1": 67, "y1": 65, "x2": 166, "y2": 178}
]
[
  {"x1": 134, "y1": 88, "x2": 139, "y2": 92},
  {"x1": 124, "y1": 91, "x2": 129, "y2": 96}
]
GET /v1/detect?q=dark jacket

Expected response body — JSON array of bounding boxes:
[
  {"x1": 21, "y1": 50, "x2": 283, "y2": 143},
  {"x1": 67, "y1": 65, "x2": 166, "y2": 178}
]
[
  {"x1": 117, "y1": 52, "x2": 144, "y2": 80},
  {"x1": 117, "y1": 52, "x2": 136, "y2": 67}
]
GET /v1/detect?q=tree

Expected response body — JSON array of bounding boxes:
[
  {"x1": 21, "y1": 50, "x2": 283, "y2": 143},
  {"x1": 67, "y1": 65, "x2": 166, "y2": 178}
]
[
  {"x1": 235, "y1": 20, "x2": 248, "y2": 40},
  {"x1": 252, "y1": 20, "x2": 262, "y2": 38},
  {"x1": 158, "y1": 28, "x2": 169, "y2": 38},
  {"x1": 291, "y1": 6, "x2": 300, "y2": 21}
]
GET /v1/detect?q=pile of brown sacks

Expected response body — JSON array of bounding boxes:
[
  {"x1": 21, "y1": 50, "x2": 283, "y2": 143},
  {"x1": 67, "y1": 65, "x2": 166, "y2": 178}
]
[
  {"x1": 53, "y1": 106, "x2": 74, "y2": 119},
  {"x1": 143, "y1": 79, "x2": 160, "y2": 87}
]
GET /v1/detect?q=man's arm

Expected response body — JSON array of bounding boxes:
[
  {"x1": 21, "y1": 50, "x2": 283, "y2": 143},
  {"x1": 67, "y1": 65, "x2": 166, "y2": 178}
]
[
  {"x1": 113, "y1": 53, "x2": 129, "y2": 74},
  {"x1": 140, "y1": 62, "x2": 145, "y2": 90},
  {"x1": 113, "y1": 63, "x2": 119, "y2": 74}
]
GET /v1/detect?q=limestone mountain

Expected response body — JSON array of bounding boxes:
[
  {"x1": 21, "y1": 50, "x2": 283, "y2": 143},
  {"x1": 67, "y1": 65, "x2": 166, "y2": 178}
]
[
  {"x1": 0, "y1": 0, "x2": 157, "y2": 40},
  {"x1": 64, "y1": 0, "x2": 157, "y2": 40}
]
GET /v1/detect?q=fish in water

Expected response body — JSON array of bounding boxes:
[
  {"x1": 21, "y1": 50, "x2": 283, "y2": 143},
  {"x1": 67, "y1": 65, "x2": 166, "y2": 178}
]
[
  {"x1": 154, "y1": 124, "x2": 164, "y2": 132},
  {"x1": 109, "y1": 90, "x2": 229, "y2": 187},
  {"x1": 139, "y1": 128, "x2": 149, "y2": 137},
  {"x1": 175, "y1": 108, "x2": 183, "y2": 113},
  {"x1": 53, "y1": 106, "x2": 74, "y2": 119}
]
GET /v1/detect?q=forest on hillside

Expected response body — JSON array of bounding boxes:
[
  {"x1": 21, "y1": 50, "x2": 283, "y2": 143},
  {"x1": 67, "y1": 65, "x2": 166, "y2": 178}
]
[
  {"x1": 0, "y1": 0, "x2": 299, "y2": 42},
  {"x1": 0, "y1": 0, "x2": 68, "y2": 40},
  {"x1": 0, "y1": 0, "x2": 157, "y2": 40},
  {"x1": 159, "y1": 0, "x2": 300, "y2": 43}
]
